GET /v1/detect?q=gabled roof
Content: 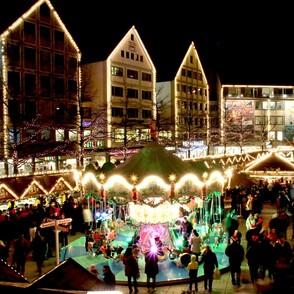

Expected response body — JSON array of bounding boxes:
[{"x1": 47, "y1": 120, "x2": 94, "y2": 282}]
[
  {"x1": 0, "y1": 259, "x2": 29, "y2": 283},
  {"x1": 29, "y1": 258, "x2": 105, "y2": 291},
  {"x1": 106, "y1": 141, "x2": 194, "y2": 182},
  {"x1": 242, "y1": 152, "x2": 294, "y2": 177}
]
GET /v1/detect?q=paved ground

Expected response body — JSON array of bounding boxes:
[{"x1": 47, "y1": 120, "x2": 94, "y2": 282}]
[{"x1": 6, "y1": 203, "x2": 294, "y2": 294}]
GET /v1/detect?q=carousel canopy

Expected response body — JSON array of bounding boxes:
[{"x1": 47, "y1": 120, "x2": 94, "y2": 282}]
[
  {"x1": 106, "y1": 141, "x2": 194, "y2": 181},
  {"x1": 241, "y1": 151, "x2": 294, "y2": 178}
]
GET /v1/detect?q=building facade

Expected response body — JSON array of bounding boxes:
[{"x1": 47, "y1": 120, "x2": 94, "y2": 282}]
[
  {"x1": 82, "y1": 26, "x2": 156, "y2": 161},
  {"x1": 0, "y1": 0, "x2": 81, "y2": 175},
  {"x1": 156, "y1": 42, "x2": 209, "y2": 159},
  {"x1": 220, "y1": 85, "x2": 294, "y2": 154}
]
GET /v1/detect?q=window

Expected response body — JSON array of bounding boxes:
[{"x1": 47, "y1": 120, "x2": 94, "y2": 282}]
[
  {"x1": 8, "y1": 72, "x2": 20, "y2": 96},
  {"x1": 9, "y1": 129, "x2": 20, "y2": 143},
  {"x1": 277, "y1": 102, "x2": 283, "y2": 110},
  {"x1": 41, "y1": 130, "x2": 51, "y2": 141},
  {"x1": 182, "y1": 85, "x2": 187, "y2": 93},
  {"x1": 55, "y1": 103, "x2": 65, "y2": 122},
  {"x1": 127, "y1": 88, "x2": 138, "y2": 99},
  {"x1": 24, "y1": 101, "x2": 36, "y2": 121},
  {"x1": 142, "y1": 109, "x2": 152, "y2": 118},
  {"x1": 26, "y1": 129, "x2": 37, "y2": 142},
  {"x1": 112, "y1": 86, "x2": 123, "y2": 97},
  {"x1": 55, "y1": 54, "x2": 64, "y2": 74},
  {"x1": 81, "y1": 107, "x2": 91, "y2": 119},
  {"x1": 24, "y1": 22, "x2": 35, "y2": 43},
  {"x1": 111, "y1": 66, "x2": 123, "y2": 76},
  {"x1": 56, "y1": 129, "x2": 65, "y2": 141},
  {"x1": 40, "y1": 76, "x2": 51, "y2": 97},
  {"x1": 114, "y1": 128, "x2": 124, "y2": 143},
  {"x1": 55, "y1": 78, "x2": 64, "y2": 98},
  {"x1": 8, "y1": 100, "x2": 21, "y2": 123},
  {"x1": 277, "y1": 116, "x2": 283, "y2": 124},
  {"x1": 270, "y1": 116, "x2": 276, "y2": 124},
  {"x1": 25, "y1": 74, "x2": 36, "y2": 96},
  {"x1": 127, "y1": 108, "x2": 138, "y2": 118},
  {"x1": 112, "y1": 107, "x2": 123, "y2": 117},
  {"x1": 277, "y1": 131, "x2": 283, "y2": 141},
  {"x1": 68, "y1": 80, "x2": 77, "y2": 99},
  {"x1": 68, "y1": 104, "x2": 77, "y2": 117},
  {"x1": 121, "y1": 50, "x2": 125, "y2": 58},
  {"x1": 40, "y1": 50, "x2": 51, "y2": 72},
  {"x1": 40, "y1": 2, "x2": 51, "y2": 22},
  {"x1": 54, "y1": 30, "x2": 64, "y2": 50},
  {"x1": 24, "y1": 47, "x2": 36, "y2": 69},
  {"x1": 182, "y1": 69, "x2": 186, "y2": 76},
  {"x1": 270, "y1": 102, "x2": 275, "y2": 110},
  {"x1": 68, "y1": 57, "x2": 77, "y2": 78},
  {"x1": 268, "y1": 131, "x2": 275, "y2": 140},
  {"x1": 142, "y1": 90, "x2": 152, "y2": 100},
  {"x1": 7, "y1": 44, "x2": 20, "y2": 67},
  {"x1": 127, "y1": 69, "x2": 138, "y2": 79},
  {"x1": 40, "y1": 26, "x2": 51, "y2": 47},
  {"x1": 142, "y1": 72, "x2": 151, "y2": 81},
  {"x1": 262, "y1": 101, "x2": 268, "y2": 110},
  {"x1": 187, "y1": 70, "x2": 192, "y2": 78}
]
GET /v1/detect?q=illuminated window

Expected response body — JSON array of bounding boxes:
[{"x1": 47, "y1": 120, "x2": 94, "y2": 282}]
[
  {"x1": 111, "y1": 66, "x2": 123, "y2": 76},
  {"x1": 69, "y1": 130, "x2": 77, "y2": 141},
  {"x1": 277, "y1": 131, "x2": 283, "y2": 141},
  {"x1": 127, "y1": 69, "x2": 138, "y2": 79},
  {"x1": 56, "y1": 129, "x2": 65, "y2": 141}
]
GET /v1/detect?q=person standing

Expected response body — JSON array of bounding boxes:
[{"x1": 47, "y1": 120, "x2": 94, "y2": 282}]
[
  {"x1": 12, "y1": 234, "x2": 30, "y2": 276},
  {"x1": 144, "y1": 250, "x2": 159, "y2": 292},
  {"x1": 201, "y1": 245, "x2": 218, "y2": 293},
  {"x1": 154, "y1": 236, "x2": 164, "y2": 256},
  {"x1": 225, "y1": 237, "x2": 244, "y2": 286},
  {"x1": 102, "y1": 264, "x2": 116, "y2": 290},
  {"x1": 187, "y1": 254, "x2": 199, "y2": 292},
  {"x1": 189, "y1": 229, "x2": 202, "y2": 262},
  {"x1": 123, "y1": 246, "x2": 140, "y2": 294},
  {"x1": 31, "y1": 228, "x2": 47, "y2": 276}
]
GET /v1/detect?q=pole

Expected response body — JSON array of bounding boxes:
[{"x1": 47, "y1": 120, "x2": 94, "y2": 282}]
[{"x1": 55, "y1": 221, "x2": 60, "y2": 265}]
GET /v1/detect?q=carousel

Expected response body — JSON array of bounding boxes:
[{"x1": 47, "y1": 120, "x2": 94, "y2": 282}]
[{"x1": 63, "y1": 141, "x2": 230, "y2": 285}]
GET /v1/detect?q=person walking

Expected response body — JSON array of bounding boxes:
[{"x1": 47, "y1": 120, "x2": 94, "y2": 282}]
[
  {"x1": 225, "y1": 236, "x2": 245, "y2": 286},
  {"x1": 102, "y1": 264, "x2": 116, "y2": 290},
  {"x1": 123, "y1": 246, "x2": 140, "y2": 294},
  {"x1": 201, "y1": 245, "x2": 218, "y2": 293},
  {"x1": 187, "y1": 254, "x2": 199, "y2": 292},
  {"x1": 144, "y1": 250, "x2": 159, "y2": 292},
  {"x1": 12, "y1": 234, "x2": 30, "y2": 275},
  {"x1": 31, "y1": 228, "x2": 47, "y2": 276},
  {"x1": 189, "y1": 229, "x2": 202, "y2": 262}
]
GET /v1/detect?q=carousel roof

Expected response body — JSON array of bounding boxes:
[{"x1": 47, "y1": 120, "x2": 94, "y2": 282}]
[
  {"x1": 106, "y1": 141, "x2": 194, "y2": 181},
  {"x1": 241, "y1": 151, "x2": 294, "y2": 177}
]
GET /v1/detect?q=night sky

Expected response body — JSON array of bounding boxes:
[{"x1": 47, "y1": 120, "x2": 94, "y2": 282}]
[{"x1": 3, "y1": 0, "x2": 294, "y2": 85}]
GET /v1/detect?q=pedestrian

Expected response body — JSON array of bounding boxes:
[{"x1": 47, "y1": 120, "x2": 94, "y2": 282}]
[
  {"x1": 123, "y1": 246, "x2": 140, "y2": 294},
  {"x1": 12, "y1": 234, "x2": 30, "y2": 275},
  {"x1": 58, "y1": 212, "x2": 70, "y2": 247},
  {"x1": 225, "y1": 236, "x2": 244, "y2": 286},
  {"x1": 88, "y1": 264, "x2": 99, "y2": 278},
  {"x1": 187, "y1": 254, "x2": 199, "y2": 292},
  {"x1": 181, "y1": 216, "x2": 193, "y2": 237},
  {"x1": 201, "y1": 245, "x2": 219, "y2": 293},
  {"x1": 144, "y1": 250, "x2": 159, "y2": 292},
  {"x1": 102, "y1": 264, "x2": 116, "y2": 290},
  {"x1": 154, "y1": 236, "x2": 164, "y2": 256},
  {"x1": 31, "y1": 228, "x2": 47, "y2": 276},
  {"x1": 189, "y1": 229, "x2": 202, "y2": 262},
  {"x1": 85, "y1": 226, "x2": 94, "y2": 254}
]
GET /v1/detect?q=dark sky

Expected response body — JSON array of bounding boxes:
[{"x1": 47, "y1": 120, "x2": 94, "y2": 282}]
[{"x1": 4, "y1": 0, "x2": 294, "y2": 85}]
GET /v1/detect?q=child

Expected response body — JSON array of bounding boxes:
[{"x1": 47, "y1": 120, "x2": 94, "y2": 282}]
[{"x1": 187, "y1": 254, "x2": 199, "y2": 292}]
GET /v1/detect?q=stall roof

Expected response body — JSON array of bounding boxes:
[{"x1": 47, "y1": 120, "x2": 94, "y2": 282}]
[{"x1": 106, "y1": 141, "x2": 194, "y2": 181}]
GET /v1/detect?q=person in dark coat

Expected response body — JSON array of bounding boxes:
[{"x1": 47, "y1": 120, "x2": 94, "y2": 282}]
[
  {"x1": 31, "y1": 228, "x2": 47, "y2": 276},
  {"x1": 12, "y1": 234, "x2": 30, "y2": 275},
  {"x1": 225, "y1": 237, "x2": 245, "y2": 286},
  {"x1": 144, "y1": 250, "x2": 159, "y2": 292},
  {"x1": 201, "y1": 245, "x2": 219, "y2": 293},
  {"x1": 123, "y1": 246, "x2": 140, "y2": 294},
  {"x1": 102, "y1": 264, "x2": 116, "y2": 290}
]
